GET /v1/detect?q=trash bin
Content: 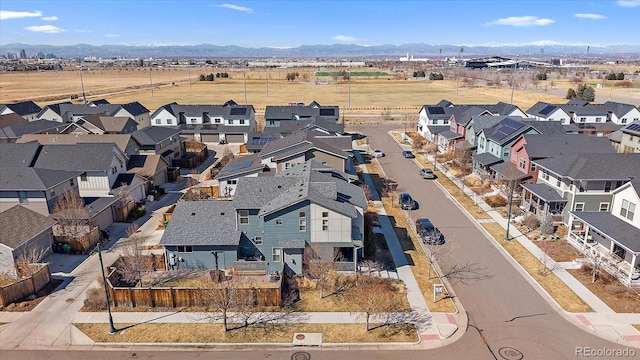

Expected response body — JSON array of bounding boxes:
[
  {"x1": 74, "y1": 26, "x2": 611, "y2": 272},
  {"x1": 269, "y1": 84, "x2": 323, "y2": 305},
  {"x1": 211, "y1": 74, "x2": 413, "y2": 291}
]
[
  {"x1": 62, "y1": 243, "x2": 71, "y2": 254},
  {"x1": 163, "y1": 220, "x2": 169, "y2": 228}
]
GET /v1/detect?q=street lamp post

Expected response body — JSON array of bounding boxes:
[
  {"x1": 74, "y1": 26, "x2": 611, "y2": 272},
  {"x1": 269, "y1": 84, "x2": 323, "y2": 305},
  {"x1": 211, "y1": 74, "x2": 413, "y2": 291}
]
[
  {"x1": 96, "y1": 242, "x2": 116, "y2": 334},
  {"x1": 504, "y1": 179, "x2": 516, "y2": 242}
]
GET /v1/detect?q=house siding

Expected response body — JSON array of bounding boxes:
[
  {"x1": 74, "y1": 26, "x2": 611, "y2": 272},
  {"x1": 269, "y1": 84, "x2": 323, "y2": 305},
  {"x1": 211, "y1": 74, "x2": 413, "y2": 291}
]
[
  {"x1": 612, "y1": 185, "x2": 640, "y2": 227},
  {"x1": 310, "y1": 204, "x2": 353, "y2": 243},
  {"x1": 0, "y1": 191, "x2": 49, "y2": 216},
  {"x1": 164, "y1": 245, "x2": 237, "y2": 270},
  {"x1": 262, "y1": 201, "x2": 311, "y2": 274}
]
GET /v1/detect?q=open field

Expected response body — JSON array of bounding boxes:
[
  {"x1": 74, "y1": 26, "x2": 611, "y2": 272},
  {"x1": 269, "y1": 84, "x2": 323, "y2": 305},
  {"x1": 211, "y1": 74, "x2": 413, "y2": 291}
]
[{"x1": 3, "y1": 66, "x2": 639, "y2": 116}]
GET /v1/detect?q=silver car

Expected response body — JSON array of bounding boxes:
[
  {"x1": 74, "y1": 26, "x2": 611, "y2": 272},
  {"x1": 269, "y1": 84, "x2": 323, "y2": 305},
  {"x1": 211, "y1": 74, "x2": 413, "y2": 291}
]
[{"x1": 420, "y1": 168, "x2": 435, "y2": 179}]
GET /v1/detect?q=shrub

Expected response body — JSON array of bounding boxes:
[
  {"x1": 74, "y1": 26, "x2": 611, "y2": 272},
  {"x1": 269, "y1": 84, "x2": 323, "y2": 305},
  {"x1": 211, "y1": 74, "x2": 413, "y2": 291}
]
[
  {"x1": 84, "y1": 287, "x2": 107, "y2": 310},
  {"x1": 522, "y1": 213, "x2": 540, "y2": 229},
  {"x1": 484, "y1": 194, "x2": 508, "y2": 208}
]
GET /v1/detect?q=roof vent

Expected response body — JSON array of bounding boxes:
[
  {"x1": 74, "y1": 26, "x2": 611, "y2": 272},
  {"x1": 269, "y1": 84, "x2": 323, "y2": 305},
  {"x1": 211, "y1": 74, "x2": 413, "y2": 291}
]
[
  {"x1": 191, "y1": 212, "x2": 196, "y2": 216},
  {"x1": 221, "y1": 212, "x2": 225, "y2": 215},
  {"x1": 277, "y1": 185, "x2": 282, "y2": 188}
]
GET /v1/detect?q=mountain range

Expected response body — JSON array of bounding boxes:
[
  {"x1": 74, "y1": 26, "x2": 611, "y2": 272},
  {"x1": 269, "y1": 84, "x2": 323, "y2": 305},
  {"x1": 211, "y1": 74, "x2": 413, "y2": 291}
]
[{"x1": 2, "y1": 43, "x2": 639, "y2": 59}]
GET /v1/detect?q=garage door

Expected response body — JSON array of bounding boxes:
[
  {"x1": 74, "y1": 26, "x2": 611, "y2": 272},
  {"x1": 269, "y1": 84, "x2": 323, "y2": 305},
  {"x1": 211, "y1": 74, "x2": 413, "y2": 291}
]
[
  {"x1": 226, "y1": 134, "x2": 245, "y2": 143},
  {"x1": 201, "y1": 134, "x2": 220, "y2": 143}
]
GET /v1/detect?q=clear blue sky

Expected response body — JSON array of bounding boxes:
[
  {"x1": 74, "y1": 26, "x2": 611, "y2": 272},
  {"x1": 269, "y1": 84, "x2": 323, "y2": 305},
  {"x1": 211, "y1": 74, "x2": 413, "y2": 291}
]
[{"x1": 1, "y1": 0, "x2": 639, "y2": 47}]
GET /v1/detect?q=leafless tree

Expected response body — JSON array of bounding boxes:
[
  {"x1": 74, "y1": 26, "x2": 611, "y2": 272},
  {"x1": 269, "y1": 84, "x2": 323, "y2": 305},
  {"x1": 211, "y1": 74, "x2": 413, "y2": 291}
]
[
  {"x1": 584, "y1": 247, "x2": 605, "y2": 283},
  {"x1": 52, "y1": 190, "x2": 92, "y2": 238},
  {"x1": 347, "y1": 276, "x2": 401, "y2": 331},
  {"x1": 112, "y1": 182, "x2": 135, "y2": 209},
  {"x1": 14, "y1": 245, "x2": 49, "y2": 278},
  {"x1": 359, "y1": 259, "x2": 383, "y2": 276},
  {"x1": 197, "y1": 273, "x2": 243, "y2": 332},
  {"x1": 304, "y1": 248, "x2": 336, "y2": 299},
  {"x1": 117, "y1": 223, "x2": 152, "y2": 286},
  {"x1": 439, "y1": 261, "x2": 493, "y2": 285},
  {"x1": 536, "y1": 241, "x2": 560, "y2": 276}
]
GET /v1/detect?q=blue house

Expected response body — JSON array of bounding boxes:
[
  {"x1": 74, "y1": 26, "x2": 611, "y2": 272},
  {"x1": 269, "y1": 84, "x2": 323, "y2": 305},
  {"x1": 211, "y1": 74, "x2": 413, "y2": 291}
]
[{"x1": 160, "y1": 160, "x2": 367, "y2": 275}]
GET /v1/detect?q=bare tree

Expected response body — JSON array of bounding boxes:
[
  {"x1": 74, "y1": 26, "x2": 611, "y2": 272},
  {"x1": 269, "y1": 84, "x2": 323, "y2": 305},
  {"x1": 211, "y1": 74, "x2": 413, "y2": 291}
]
[
  {"x1": 536, "y1": 241, "x2": 560, "y2": 276},
  {"x1": 112, "y1": 182, "x2": 135, "y2": 209},
  {"x1": 14, "y1": 246, "x2": 49, "y2": 278},
  {"x1": 52, "y1": 190, "x2": 91, "y2": 238},
  {"x1": 117, "y1": 223, "x2": 152, "y2": 286},
  {"x1": 304, "y1": 248, "x2": 336, "y2": 299},
  {"x1": 584, "y1": 247, "x2": 605, "y2": 283},
  {"x1": 347, "y1": 276, "x2": 401, "y2": 331}
]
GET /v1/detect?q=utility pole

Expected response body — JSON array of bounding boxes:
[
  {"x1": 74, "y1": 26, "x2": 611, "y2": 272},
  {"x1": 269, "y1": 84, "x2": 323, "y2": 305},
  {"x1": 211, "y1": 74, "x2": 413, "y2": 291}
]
[
  {"x1": 510, "y1": 57, "x2": 517, "y2": 105},
  {"x1": 243, "y1": 61, "x2": 248, "y2": 105},
  {"x1": 149, "y1": 68, "x2": 154, "y2": 97},
  {"x1": 456, "y1": 47, "x2": 463, "y2": 96},
  {"x1": 348, "y1": 59, "x2": 351, "y2": 109},
  {"x1": 79, "y1": 65, "x2": 87, "y2": 104},
  {"x1": 188, "y1": 65, "x2": 192, "y2": 90},
  {"x1": 266, "y1": 65, "x2": 269, "y2": 97},
  {"x1": 96, "y1": 243, "x2": 116, "y2": 334},
  {"x1": 504, "y1": 178, "x2": 516, "y2": 242}
]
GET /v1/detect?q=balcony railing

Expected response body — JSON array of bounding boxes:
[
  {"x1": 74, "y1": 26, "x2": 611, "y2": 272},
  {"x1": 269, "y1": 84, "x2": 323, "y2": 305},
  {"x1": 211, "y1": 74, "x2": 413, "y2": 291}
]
[{"x1": 334, "y1": 261, "x2": 356, "y2": 272}]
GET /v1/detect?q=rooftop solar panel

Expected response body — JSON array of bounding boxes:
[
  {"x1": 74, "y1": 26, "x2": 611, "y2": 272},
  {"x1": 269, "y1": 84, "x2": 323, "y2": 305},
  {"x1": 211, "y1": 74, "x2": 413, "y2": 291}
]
[
  {"x1": 249, "y1": 136, "x2": 276, "y2": 145},
  {"x1": 427, "y1": 106, "x2": 445, "y2": 114},
  {"x1": 229, "y1": 107, "x2": 247, "y2": 115},
  {"x1": 626, "y1": 123, "x2": 640, "y2": 132},
  {"x1": 539, "y1": 105, "x2": 556, "y2": 116},
  {"x1": 319, "y1": 108, "x2": 335, "y2": 116},
  {"x1": 224, "y1": 160, "x2": 254, "y2": 172}
]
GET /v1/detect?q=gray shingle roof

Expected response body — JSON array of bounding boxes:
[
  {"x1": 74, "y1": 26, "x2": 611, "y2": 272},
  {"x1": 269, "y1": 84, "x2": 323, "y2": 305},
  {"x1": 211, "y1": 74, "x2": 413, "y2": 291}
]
[
  {"x1": 570, "y1": 211, "x2": 640, "y2": 252},
  {"x1": 521, "y1": 134, "x2": 614, "y2": 158},
  {"x1": 0, "y1": 113, "x2": 28, "y2": 128},
  {"x1": 159, "y1": 201, "x2": 241, "y2": 246},
  {"x1": 0, "y1": 142, "x2": 42, "y2": 167},
  {"x1": 522, "y1": 120, "x2": 566, "y2": 134},
  {"x1": 215, "y1": 154, "x2": 264, "y2": 181},
  {"x1": 0, "y1": 167, "x2": 80, "y2": 191},
  {"x1": 0, "y1": 120, "x2": 64, "y2": 140},
  {"x1": 33, "y1": 143, "x2": 122, "y2": 171},
  {"x1": 1, "y1": 101, "x2": 42, "y2": 116},
  {"x1": 264, "y1": 105, "x2": 339, "y2": 122},
  {"x1": 521, "y1": 183, "x2": 567, "y2": 202},
  {"x1": 534, "y1": 153, "x2": 640, "y2": 180},
  {"x1": 0, "y1": 205, "x2": 56, "y2": 250},
  {"x1": 132, "y1": 126, "x2": 181, "y2": 145},
  {"x1": 472, "y1": 152, "x2": 503, "y2": 166}
]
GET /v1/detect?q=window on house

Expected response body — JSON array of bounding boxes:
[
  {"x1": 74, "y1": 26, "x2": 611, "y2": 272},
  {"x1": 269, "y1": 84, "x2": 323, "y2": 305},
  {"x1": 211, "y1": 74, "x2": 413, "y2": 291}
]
[
  {"x1": 322, "y1": 219, "x2": 329, "y2": 231},
  {"x1": 299, "y1": 211, "x2": 306, "y2": 231},
  {"x1": 556, "y1": 177, "x2": 561, "y2": 187},
  {"x1": 285, "y1": 163, "x2": 291, "y2": 169},
  {"x1": 268, "y1": 120, "x2": 276, "y2": 126},
  {"x1": 580, "y1": 117, "x2": 586, "y2": 122},
  {"x1": 595, "y1": 117, "x2": 602, "y2": 122},
  {"x1": 276, "y1": 219, "x2": 283, "y2": 226},
  {"x1": 239, "y1": 119, "x2": 245, "y2": 125},
  {"x1": 215, "y1": 119, "x2": 221, "y2": 124},
  {"x1": 51, "y1": 188, "x2": 56, "y2": 197},
  {"x1": 228, "y1": 179, "x2": 237, "y2": 185},
  {"x1": 228, "y1": 120, "x2": 234, "y2": 125},
  {"x1": 70, "y1": 178, "x2": 75, "y2": 187},
  {"x1": 239, "y1": 210, "x2": 249, "y2": 224},
  {"x1": 18, "y1": 191, "x2": 28, "y2": 204},
  {"x1": 272, "y1": 247, "x2": 282, "y2": 262},
  {"x1": 530, "y1": 163, "x2": 536, "y2": 172},
  {"x1": 542, "y1": 171, "x2": 549, "y2": 181},
  {"x1": 604, "y1": 181, "x2": 612, "y2": 192},
  {"x1": 177, "y1": 246, "x2": 193, "y2": 253},
  {"x1": 519, "y1": 157, "x2": 526, "y2": 169},
  {"x1": 155, "y1": 119, "x2": 161, "y2": 125},
  {"x1": 620, "y1": 199, "x2": 636, "y2": 221},
  {"x1": 254, "y1": 236, "x2": 263, "y2": 245},
  {"x1": 599, "y1": 202, "x2": 610, "y2": 212},
  {"x1": 167, "y1": 119, "x2": 173, "y2": 124},
  {"x1": 574, "y1": 203, "x2": 585, "y2": 212},
  {"x1": 80, "y1": 173, "x2": 88, "y2": 181},
  {"x1": 191, "y1": 118, "x2": 197, "y2": 123}
]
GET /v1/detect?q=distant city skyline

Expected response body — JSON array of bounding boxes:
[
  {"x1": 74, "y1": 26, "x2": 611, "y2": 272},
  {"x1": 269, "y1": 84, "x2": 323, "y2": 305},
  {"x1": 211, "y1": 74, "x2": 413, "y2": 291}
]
[{"x1": 1, "y1": 0, "x2": 639, "y2": 48}]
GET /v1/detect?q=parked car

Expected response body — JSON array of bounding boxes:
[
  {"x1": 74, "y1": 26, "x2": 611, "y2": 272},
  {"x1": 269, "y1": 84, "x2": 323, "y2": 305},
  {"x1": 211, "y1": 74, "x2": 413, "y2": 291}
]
[
  {"x1": 372, "y1": 149, "x2": 385, "y2": 158},
  {"x1": 416, "y1": 218, "x2": 444, "y2": 245},
  {"x1": 420, "y1": 168, "x2": 436, "y2": 179},
  {"x1": 402, "y1": 150, "x2": 415, "y2": 158},
  {"x1": 399, "y1": 192, "x2": 417, "y2": 210}
]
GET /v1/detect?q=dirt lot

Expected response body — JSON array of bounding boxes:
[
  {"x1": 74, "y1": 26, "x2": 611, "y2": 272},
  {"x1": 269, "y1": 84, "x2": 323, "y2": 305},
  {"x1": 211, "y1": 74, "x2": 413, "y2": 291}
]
[{"x1": 4, "y1": 66, "x2": 638, "y2": 115}]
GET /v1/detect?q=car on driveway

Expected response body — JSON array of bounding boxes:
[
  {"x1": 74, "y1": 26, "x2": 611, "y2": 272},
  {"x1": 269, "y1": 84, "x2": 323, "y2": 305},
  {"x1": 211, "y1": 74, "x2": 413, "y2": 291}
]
[
  {"x1": 399, "y1": 192, "x2": 417, "y2": 210},
  {"x1": 420, "y1": 168, "x2": 436, "y2": 179},
  {"x1": 372, "y1": 149, "x2": 385, "y2": 158},
  {"x1": 415, "y1": 218, "x2": 444, "y2": 245},
  {"x1": 402, "y1": 150, "x2": 415, "y2": 158}
]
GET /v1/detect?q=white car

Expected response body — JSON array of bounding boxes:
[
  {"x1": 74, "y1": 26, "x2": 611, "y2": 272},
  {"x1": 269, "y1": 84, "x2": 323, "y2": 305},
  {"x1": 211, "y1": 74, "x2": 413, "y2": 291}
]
[{"x1": 372, "y1": 149, "x2": 385, "y2": 158}]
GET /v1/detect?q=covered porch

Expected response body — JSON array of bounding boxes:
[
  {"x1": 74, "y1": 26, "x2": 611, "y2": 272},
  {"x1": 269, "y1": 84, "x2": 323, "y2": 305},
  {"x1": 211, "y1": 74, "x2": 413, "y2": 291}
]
[
  {"x1": 520, "y1": 183, "x2": 567, "y2": 224},
  {"x1": 472, "y1": 152, "x2": 502, "y2": 182},
  {"x1": 567, "y1": 211, "x2": 640, "y2": 286},
  {"x1": 437, "y1": 130, "x2": 463, "y2": 153}
]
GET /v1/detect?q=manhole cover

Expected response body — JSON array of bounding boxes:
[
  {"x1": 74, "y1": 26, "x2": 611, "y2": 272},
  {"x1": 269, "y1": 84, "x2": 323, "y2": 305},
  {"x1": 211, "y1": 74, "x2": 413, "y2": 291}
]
[
  {"x1": 499, "y1": 347, "x2": 523, "y2": 360},
  {"x1": 291, "y1": 352, "x2": 311, "y2": 360},
  {"x1": 295, "y1": 334, "x2": 306, "y2": 340}
]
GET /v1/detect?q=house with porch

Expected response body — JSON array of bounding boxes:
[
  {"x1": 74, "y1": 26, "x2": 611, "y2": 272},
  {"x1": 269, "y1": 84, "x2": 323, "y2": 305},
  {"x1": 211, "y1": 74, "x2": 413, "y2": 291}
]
[
  {"x1": 521, "y1": 153, "x2": 640, "y2": 226},
  {"x1": 160, "y1": 160, "x2": 367, "y2": 275},
  {"x1": 132, "y1": 126, "x2": 183, "y2": 162},
  {"x1": 567, "y1": 178, "x2": 640, "y2": 286}
]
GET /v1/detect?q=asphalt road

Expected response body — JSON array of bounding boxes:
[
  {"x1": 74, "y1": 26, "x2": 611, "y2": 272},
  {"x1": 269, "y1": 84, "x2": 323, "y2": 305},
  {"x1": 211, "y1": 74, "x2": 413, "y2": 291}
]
[{"x1": 1, "y1": 125, "x2": 623, "y2": 360}]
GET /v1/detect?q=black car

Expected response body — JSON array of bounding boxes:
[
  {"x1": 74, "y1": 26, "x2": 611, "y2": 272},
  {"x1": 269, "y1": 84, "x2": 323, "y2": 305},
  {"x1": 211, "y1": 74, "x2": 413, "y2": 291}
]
[
  {"x1": 399, "y1": 192, "x2": 417, "y2": 210},
  {"x1": 416, "y1": 218, "x2": 444, "y2": 245},
  {"x1": 402, "y1": 150, "x2": 415, "y2": 158}
]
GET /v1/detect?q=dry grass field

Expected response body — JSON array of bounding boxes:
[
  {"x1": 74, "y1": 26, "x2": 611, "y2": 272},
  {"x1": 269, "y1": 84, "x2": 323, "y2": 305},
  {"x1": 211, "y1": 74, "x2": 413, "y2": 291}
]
[{"x1": 4, "y1": 66, "x2": 638, "y2": 116}]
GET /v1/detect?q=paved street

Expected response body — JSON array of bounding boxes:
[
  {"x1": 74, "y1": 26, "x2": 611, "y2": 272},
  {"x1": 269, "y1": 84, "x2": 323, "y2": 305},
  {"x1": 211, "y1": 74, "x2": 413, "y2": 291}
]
[{"x1": 350, "y1": 124, "x2": 625, "y2": 359}]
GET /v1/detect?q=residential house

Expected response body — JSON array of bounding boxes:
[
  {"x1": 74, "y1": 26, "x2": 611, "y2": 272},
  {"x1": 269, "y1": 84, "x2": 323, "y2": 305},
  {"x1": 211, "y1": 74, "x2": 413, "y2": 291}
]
[
  {"x1": 0, "y1": 101, "x2": 42, "y2": 121},
  {"x1": 521, "y1": 153, "x2": 640, "y2": 226},
  {"x1": 31, "y1": 143, "x2": 137, "y2": 199},
  {"x1": 126, "y1": 154, "x2": 170, "y2": 186},
  {"x1": 37, "y1": 102, "x2": 150, "y2": 129},
  {"x1": 0, "y1": 113, "x2": 28, "y2": 128},
  {"x1": 0, "y1": 205, "x2": 56, "y2": 278},
  {"x1": 263, "y1": 103, "x2": 339, "y2": 128},
  {"x1": 616, "y1": 121, "x2": 640, "y2": 153},
  {"x1": 567, "y1": 179, "x2": 640, "y2": 286},
  {"x1": 526, "y1": 102, "x2": 572, "y2": 124},
  {"x1": 150, "y1": 102, "x2": 255, "y2": 144},
  {"x1": 0, "y1": 120, "x2": 65, "y2": 143},
  {"x1": 131, "y1": 126, "x2": 183, "y2": 162},
  {"x1": 82, "y1": 114, "x2": 138, "y2": 134},
  {"x1": 160, "y1": 160, "x2": 367, "y2": 275},
  {"x1": 246, "y1": 117, "x2": 345, "y2": 153},
  {"x1": 509, "y1": 134, "x2": 614, "y2": 184},
  {"x1": 603, "y1": 101, "x2": 640, "y2": 125},
  {"x1": 16, "y1": 133, "x2": 139, "y2": 158}
]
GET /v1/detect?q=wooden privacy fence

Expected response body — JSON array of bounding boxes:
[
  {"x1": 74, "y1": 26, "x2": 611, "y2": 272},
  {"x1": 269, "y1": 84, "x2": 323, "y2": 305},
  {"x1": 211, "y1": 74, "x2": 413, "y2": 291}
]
[
  {"x1": 115, "y1": 202, "x2": 135, "y2": 222},
  {"x1": 0, "y1": 263, "x2": 51, "y2": 307},
  {"x1": 54, "y1": 226, "x2": 100, "y2": 253}
]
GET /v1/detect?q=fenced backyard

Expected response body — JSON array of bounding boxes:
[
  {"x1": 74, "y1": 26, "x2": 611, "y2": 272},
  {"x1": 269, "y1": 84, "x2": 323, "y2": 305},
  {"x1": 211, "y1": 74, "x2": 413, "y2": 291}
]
[{"x1": 0, "y1": 263, "x2": 51, "y2": 307}]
